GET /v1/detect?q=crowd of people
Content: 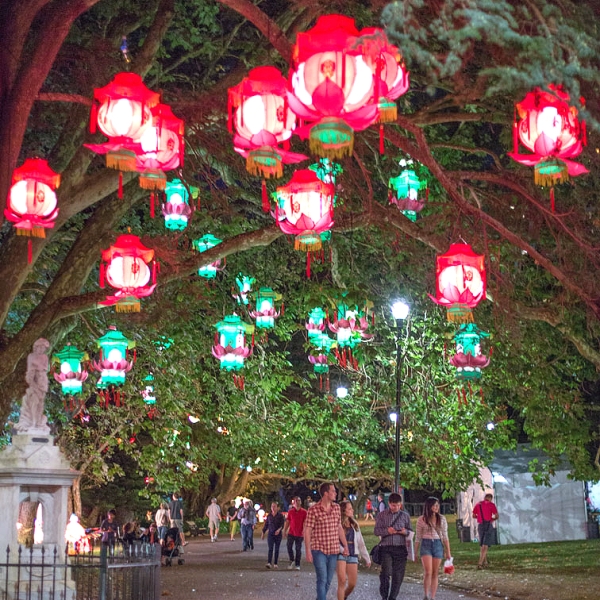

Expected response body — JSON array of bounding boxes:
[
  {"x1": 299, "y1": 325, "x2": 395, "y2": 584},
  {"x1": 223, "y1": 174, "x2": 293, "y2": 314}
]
[{"x1": 97, "y1": 487, "x2": 499, "y2": 600}]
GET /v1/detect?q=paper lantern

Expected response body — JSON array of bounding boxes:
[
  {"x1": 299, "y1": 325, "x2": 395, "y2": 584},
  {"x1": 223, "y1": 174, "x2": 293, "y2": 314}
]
[
  {"x1": 287, "y1": 14, "x2": 378, "y2": 158},
  {"x1": 428, "y1": 243, "x2": 486, "y2": 323},
  {"x1": 99, "y1": 233, "x2": 157, "y2": 312},
  {"x1": 328, "y1": 302, "x2": 374, "y2": 369},
  {"x1": 162, "y1": 179, "x2": 196, "y2": 230},
  {"x1": 233, "y1": 274, "x2": 255, "y2": 305},
  {"x1": 212, "y1": 314, "x2": 254, "y2": 389},
  {"x1": 53, "y1": 344, "x2": 89, "y2": 396},
  {"x1": 142, "y1": 374, "x2": 156, "y2": 405},
  {"x1": 508, "y1": 86, "x2": 587, "y2": 211},
  {"x1": 307, "y1": 332, "x2": 335, "y2": 390},
  {"x1": 5, "y1": 159, "x2": 60, "y2": 241},
  {"x1": 249, "y1": 287, "x2": 282, "y2": 330},
  {"x1": 449, "y1": 323, "x2": 490, "y2": 381},
  {"x1": 193, "y1": 234, "x2": 223, "y2": 278},
  {"x1": 388, "y1": 160, "x2": 427, "y2": 222},
  {"x1": 306, "y1": 307, "x2": 327, "y2": 340}
]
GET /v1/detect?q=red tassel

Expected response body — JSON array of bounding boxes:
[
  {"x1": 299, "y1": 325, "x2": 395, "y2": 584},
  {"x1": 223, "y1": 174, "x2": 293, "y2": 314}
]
[
  {"x1": 197, "y1": 195, "x2": 201, "y2": 211},
  {"x1": 550, "y1": 187, "x2": 555, "y2": 213},
  {"x1": 371, "y1": 311, "x2": 375, "y2": 326},
  {"x1": 582, "y1": 120, "x2": 587, "y2": 146},
  {"x1": 227, "y1": 95, "x2": 233, "y2": 133},
  {"x1": 118, "y1": 172, "x2": 123, "y2": 199},
  {"x1": 90, "y1": 103, "x2": 97, "y2": 133},
  {"x1": 150, "y1": 193, "x2": 155, "y2": 218},
  {"x1": 513, "y1": 106, "x2": 518, "y2": 153},
  {"x1": 319, "y1": 375, "x2": 323, "y2": 391},
  {"x1": 379, "y1": 124, "x2": 385, "y2": 155},
  {"x1": 306, "y1": 251, "x2": 311, "y2": 279},
  {"x1": 152, "y1": 260, "x2": 157, "y2": 283},
  {"x1": 262, "y1": 179, "x2": 269, "y2": 212},
  {"x1": 462, "y1": 389, "x2": 468, "y2": 404},
  {"x1": 280, "y1": 303, "x2": 285, "y2": 316},
  {"x1": 133, "y1": 349, "x2": 137, "y2": 363},
  {"x1": 489, "y1": 347, "x2": 494, "y2": 357},
  {"x1": 251, "y1": 332, "x2": 255, "y2": 347},
  {"x1": 214, "y1": 333, "x2": 219, "y2": 345},
  {"x1": 326, "y1": 374, "x2": 330, "y2": 393},
  {"x1": 99, "y1": 262, "x2": 105, "y2": 288},
  {"x1": 27, "y1": 239, "x2": 32, "y2": 264}
]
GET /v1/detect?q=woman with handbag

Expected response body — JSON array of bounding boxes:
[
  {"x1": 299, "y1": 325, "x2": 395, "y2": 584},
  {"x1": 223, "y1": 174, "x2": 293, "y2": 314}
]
[
  {"x1": 336, "y1": 501, "x2": 371, "y2": 600},
  {"x1": 473, "y1": 493, "x2": 498, "y2": 569},
  {"x1": 414, "y1": 497, "x2": 452, "y2": 600}
]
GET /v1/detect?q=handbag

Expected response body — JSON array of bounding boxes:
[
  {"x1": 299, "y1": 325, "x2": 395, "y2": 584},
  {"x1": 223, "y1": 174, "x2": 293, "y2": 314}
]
[{"x1": 370, "y1": 512, "x2": 403, "y2": 565}]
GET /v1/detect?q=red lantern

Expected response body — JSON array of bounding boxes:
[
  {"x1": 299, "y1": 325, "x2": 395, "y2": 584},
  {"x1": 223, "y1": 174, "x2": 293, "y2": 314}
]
[
  {"x1": 229, "y1": 66, "x2": 307, "y2": 180},
  {"x1": 99, "y1": 233, "x2": 157, "y2": 312},
  {"x1": 508, "y1": 85, "x2": 587, "y2": 211},
  {"x1": 287, "y1": 14, "x2": 378, "y2": 158},
  {"x1": 428, "y1": 243, "x2": 486, "y2": 323},
  {"x1": 5, "y1": 159, "x2": 60, "y2": 240}
]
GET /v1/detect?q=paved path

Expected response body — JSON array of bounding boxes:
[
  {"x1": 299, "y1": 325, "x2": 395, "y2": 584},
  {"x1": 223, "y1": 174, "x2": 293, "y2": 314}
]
[{"x1": 160, "y1": 535, "x2": 480, "y2": 600}]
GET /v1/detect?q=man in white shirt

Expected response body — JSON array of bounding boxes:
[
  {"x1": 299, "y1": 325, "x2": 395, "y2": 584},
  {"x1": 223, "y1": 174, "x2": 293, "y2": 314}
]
[{"x1": 206, "y1": 498, "x2": 222, "y2": 542}]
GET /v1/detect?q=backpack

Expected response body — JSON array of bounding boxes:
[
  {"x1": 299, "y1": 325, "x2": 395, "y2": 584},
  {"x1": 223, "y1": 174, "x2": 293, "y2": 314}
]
[{"x1": 160, "y1": 511, "x2": 170, "y2": 527}]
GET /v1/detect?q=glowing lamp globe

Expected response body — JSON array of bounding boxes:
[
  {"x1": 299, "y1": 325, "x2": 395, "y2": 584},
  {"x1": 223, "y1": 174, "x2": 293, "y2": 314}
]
[
  {"x1": 306, "y1": 307, "x2": 327, "y2": 340},
  {"x1": 93, "y1": 326, "x2": 135, "y2": 390},
  {"x1": 193, "y1": 234, "x2": 223, "y2": 278},
  {"x1": 249, "y1": 287, "x2": 281, "y2": 329},
  {"x1": 288, "y1": 14, "x2": 378, "y2": 158},
  {"x1": 388, "y1": 160, "x2": 427, "y2": 222},
  {"x1": 162, "y1": 179, "x2": 196, "y2": 231},
  {"x1": 53, "y1": 345, "x2": 89, "y2": 395},
  {"x1": 5, "y1": 158, "x2": 60, "y2": 238},
  {"x1": 449, "y1": 323, "x2": 491, "y2": 381},
  {"x1": 99, "y1": 233, "x2": 157, "y2": 312},
  {"x1": 428, "y1": 243, "x2": 486, "y2": 323}
]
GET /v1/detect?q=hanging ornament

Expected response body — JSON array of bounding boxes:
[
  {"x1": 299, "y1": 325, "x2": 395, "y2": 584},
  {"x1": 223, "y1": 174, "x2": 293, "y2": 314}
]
[
  {"x1": 142, "y1": 374, "x2": 156, "y2": 405},
  {"x1": 212, "y1": 314, "x2": 254, "y2": 389},
  {"x1": 192, "y1": 234, "x2": 224, "y2": 278},
  {"x1": 287, "y1": 14, "x2": 378, "y2": 158},
  {"x1": 98, "y1": 232, "x2": 157, "y2": 312},
  {"x1": 328, "y1": 301, "x2": 374, "y2": 368},
  {"x1": 249, "y1": 287, "x2": 282, "y2": 330},
  {"x1": 5, "y1": 159, "x2": 60, "y2": 248},
  {"x1": 388, "y1": 159, "x2": 427, "y2": 222},
  {"x1": 428, "y1": 243, "x2": 486, "y2": 323},
  {"x1": 449, "y1": 323, "x2": 491, "y2": 381},
  {"x1": 52, "y1": 344, "x2": 89, "y2": 396},
  {"x1": 307, "y1": 331, "x2": 336, "y2": 391},
  {"x1": 233, "y1": 274, "x2": 255, "y2": 305},
  {"x1": 508, "y1": 85, "x2": 587, "y2": 211},
  {"x1": 162, "y1": 179, "x2": 197, "y2": 231},
  {"x1": 306, "y1": 307, "x2": 327, "y2": 340}
]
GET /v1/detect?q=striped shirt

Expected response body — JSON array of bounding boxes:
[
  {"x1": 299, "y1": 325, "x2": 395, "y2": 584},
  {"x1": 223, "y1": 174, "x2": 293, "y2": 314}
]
[
  {"x1": 415, "y1": 514, "x2": 448, "y2": 543},
  {"x1": 374, "y1": 508, "x2": 412, "y2": 547},
  {"x1": 305, "y1": 501, "x2": 341, "y2": 555}
]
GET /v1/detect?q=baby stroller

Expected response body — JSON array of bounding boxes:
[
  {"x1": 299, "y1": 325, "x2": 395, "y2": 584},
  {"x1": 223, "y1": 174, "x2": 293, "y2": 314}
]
[{"x1": 162, "y1": 527, "x2": 184, "y2": 566}]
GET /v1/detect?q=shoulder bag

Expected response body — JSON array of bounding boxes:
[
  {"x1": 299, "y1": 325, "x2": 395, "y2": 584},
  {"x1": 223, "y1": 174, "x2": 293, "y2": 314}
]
[{"x1": 370, "y1": 512, "x2": 403, "y2": 565}]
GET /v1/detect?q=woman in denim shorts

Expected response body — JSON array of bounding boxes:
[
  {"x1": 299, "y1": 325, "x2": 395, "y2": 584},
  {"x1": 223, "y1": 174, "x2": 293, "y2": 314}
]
[
  {"x1": 414, "y1": 498, "x2": 452, "y2": 600},
  {"x1": 336, "y1": 501, "x2": 371, "y2": 600}
]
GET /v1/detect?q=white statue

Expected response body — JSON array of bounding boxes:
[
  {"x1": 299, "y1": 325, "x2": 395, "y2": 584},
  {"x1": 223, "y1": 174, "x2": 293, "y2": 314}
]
[{"x1": 15, "y1": 338, "x2": 51, "y2": 434}]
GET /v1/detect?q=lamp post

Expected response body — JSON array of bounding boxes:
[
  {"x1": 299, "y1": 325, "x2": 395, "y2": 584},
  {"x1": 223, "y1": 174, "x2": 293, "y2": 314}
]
[{"x1": 391, "y1": 300, "x2": 409, "y2": 494}]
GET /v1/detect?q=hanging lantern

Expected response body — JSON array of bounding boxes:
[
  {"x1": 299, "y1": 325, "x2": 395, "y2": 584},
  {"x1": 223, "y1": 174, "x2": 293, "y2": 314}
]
[
  {"x1": 162, "y1": 179, "x2": 196, "y2": 230},
  {"x1": 142, "y1": 374, "x2": 156, "y2": 405},
  {"x1": 98, "y1": 233, "x2": 157, "y2": 312},
  {"x1": 193, "y1": 234, "x2": 223, "y2": 278},
  {"x1": 229, "y1": 66, "x2": 307, "y2": 182},
  {"x1": 328, "y1": 301, "x2": 374, "y2": 369},
  {"x1": 86, "y1": 72, "x2": 160, "y2": 172},
  {"x1": 5, "y1": 159, "x2": 60, "y2": 242},
  {"x1": 308, "y1": 332, "x2": 335, "y2": 390},
  {"x1": 287, "y1": 14, "x2": 378, "y2": 158},
  {"x1": 249, "y1": 287, "x2": 282, "y2": 330},
  {"x1": 508, "y1": 86, "x2": 587, "y2": 211},
  {"x1": 428, "y1": 243, "x2": 486, "y2": 323},
  {"x1": 449, "y1": 323, "x2": 491, "y2": 381},
  {"x1": 135, "y1": 104, "x2": 185, "y2": 192},
  {"x1": 309, "y1": 158, "x2": 343, "y2": 187},
  {"x1": 388, "y1": 159, "x2": 427, "y2": 222},
  {"x1": 212, "y1": 314, "x2": 254, "y2": 389},
  {"x1": 233, "y1": 274, "x2": 255, "y2": 305},
  {"x1": 52, "y1": 344, "x2": 89, "y2": 395},
  {"x1": 93, "y1": 326, "x2": 135, "y2": 406},
  {"x1": 306, "y1": 307, "x2": 327, "y2": 340}
]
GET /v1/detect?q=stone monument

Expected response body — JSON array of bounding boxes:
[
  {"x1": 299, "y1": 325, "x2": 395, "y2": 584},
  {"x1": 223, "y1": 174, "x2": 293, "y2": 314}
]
[{"x1": 0, "y1": 338, "x2": 79, "y2": 598}]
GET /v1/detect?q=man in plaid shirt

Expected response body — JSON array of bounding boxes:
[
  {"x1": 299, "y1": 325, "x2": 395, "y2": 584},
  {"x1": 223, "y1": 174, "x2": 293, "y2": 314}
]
[
  {"x1": 374, "y1": 493, "x2": 412, "y2": 600},
  {"x1": 304, "y1": 482, "x2": 349, "y2": 600}
]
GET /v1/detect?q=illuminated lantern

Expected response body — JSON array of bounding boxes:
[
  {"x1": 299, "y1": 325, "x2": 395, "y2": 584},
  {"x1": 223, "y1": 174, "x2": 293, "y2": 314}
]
[
  {"x1": 87, "y1": 72, "x2": 159, "y2": 173},
  {"x1": 93, "y1": 326, "x2": 135, "y2": 406},
  {"x1": 193, "y1": 234, "x2": 223, "y2": 278},
  {"x1": 508, "y1": 86, "x2": 587, "y2": 211},
  {"x1": 308, "y1": 332, "x2": 335, "y2": 391},
  {"x1": 99, "y1": 233, "x2": 157, "y2": 312},
  {"x1": 212, "y1": 314, "x2": 254, "y2": 389},
  {"x1": 5, "y1": 159, "x2": 60, "y2": 259},
  {"x1": 306, "y1": 307, "x2": 327, "y2": 340},
  {"x1": 309, "y1": 158, "x2": 343, "y2": 187},
  {"x1": 162, "y1": 179, "x2": 196, "y2": 231},
  {"x1": 449, "y1": 323, "x2": 491, "y2": 382},
  {"x1": 428, "y1": 243, "x2": 486, "y2": 323},
  {"x1": 388, "y1": 159, "x2": 427, "y2": 222},
  {"x1": 288, "y1": 14, "x2": 378, "y2": 158},
  {"x1": 328, "y1": 302, "x2": 374, "y2": 369},
  {"x1": 274, "y1": 169, "x2": 335, "y2": 277},
  {"x1": 142, "y1": 374, "x2": 156, "y2": 405},
  {"x1": 249, "y1": 287, "x2": 282, "y2": 330},
  {"x1": 233, "y1": 274, "x2": 255, "y2": 305},
  {"x1": 53, "y1": 344, "x2": 89, "y2": 396}
]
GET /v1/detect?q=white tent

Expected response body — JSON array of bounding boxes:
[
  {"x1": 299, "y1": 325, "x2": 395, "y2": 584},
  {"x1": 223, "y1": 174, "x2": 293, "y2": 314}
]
[{"x1": 456, "y1": 465, "x2": 494, "y2": 542}]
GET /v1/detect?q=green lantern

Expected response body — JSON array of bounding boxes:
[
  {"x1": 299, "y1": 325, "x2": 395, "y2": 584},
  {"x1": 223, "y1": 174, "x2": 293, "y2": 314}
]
[
  {"x1": 93, "y1": 326, "x2": 135, "y2": 390},
  {"x1": 306, "y1": 307, "x2": 327, "y2": 340},
  {"x1": 162, "y1": 179, "x2": 198, "y2": 231},
  {"x1": 234, "y1": 274, "x2": 255, "y2": 305},
  {"x1": 193, "y1": 234, "x2": 223, "y2": 278},
  {"x1": 53, "y1": 344, "x2": 89, "y2": 395},
  {"x1": 388, "y1": 159, "x2": 427, "y2": 222},
  {"x1": 142, "y1": 374, "x2": 156, "y2": 405},
  {"x1": 212, "y1": 314, "x2": 254, "y2": 372},
  {"x1": 249, "y1": 287, "x2": 281, "y2": 329},
  {"x1": 449, "y1": 323, "x2": 491, "y2": 381}
]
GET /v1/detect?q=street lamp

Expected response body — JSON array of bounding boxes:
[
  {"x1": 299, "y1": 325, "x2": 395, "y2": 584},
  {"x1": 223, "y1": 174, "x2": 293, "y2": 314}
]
[{"x1": 391, "y1": 300, "x2": 409, "y2": 493}]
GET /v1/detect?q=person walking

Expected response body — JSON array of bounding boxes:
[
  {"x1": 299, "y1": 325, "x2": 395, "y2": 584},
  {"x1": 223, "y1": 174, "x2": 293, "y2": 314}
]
[
  {"x1": 227, "y1": 503, "x2": 238, "y2": 541},
  {"x1": 304, "y1": 482, "x2": 349, "y2": 600},
  {"x1": 365, "y1": 498, "x2": 375, "y2": 520},
  {"x1": 100, "y1": 509, "x2": 118, "y2": 555},
  {"x1": 414, "y1": 497, "x2": 452, "y2": 600},
  {"x1": 473, "y1": 493, "x2": 499, "y2": 569},
  {"x1": 205, "y1": 498, "x2": 222, "y2": 542},
  {"x1": 169, "y1": 493, "x2": 187, "y2": 547},
  {"x1": 336, "y1": 500, "x2": 371, "y2": 600},
  {"x1": 261, "y1": 502, "x2": 285, "y2": 569},
  {"x1": 155, "y1": 502, "x2": 170, "y2": 545},
  {"x1": 374, "y1": 492, "x2": 412, "y2": 600},
  {"x1": 237, "y1": 500, "x2": 257, "y2": 551},
  {"x1": 283, "y1": 496, "x2": 307, "y2": 570},
  {"x1": 377, "y1": 494, "x2": 386, "y2": 514}
]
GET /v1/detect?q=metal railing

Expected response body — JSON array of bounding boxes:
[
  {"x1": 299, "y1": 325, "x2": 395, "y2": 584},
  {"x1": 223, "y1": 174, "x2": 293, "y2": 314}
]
[{"x1": 0, "y1": 540, "x2": 161, "y2": 600}]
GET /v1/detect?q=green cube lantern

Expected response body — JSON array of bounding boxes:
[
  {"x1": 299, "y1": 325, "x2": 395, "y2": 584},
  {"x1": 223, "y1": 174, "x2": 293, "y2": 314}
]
[
  {"x1": 234, "y1": 274, "x2": 255, "y2": 305},
  {"x1": 93, "y1": 326, "x2": 135, "y2": 390},
  {"x1": 306, "y1": 307, "x2": 327, "y2": 340},
  {"x1": 162, "y1": 179, "x2": 197, "y2": 231},
  {"x1": 388, "y1": 159, "x2": 427, "y2": 222},
  {"x1": 193, "y1": 234, "x2": 223, "y2": 278},
  {"x1": 212, "y1": 315, "x2": 254, "y2": 389},
  {"x1": 53, "y1": 344, "x2": 89, "y2": 395},
  {"x1": 449, "y1": 323, "x2": 491, "y2": 381},
  {"x1": 249, "y1": 287, "x2": 282, "y2": 329},
  {"x1": 142, "y1": 373, "x2": 156, "y2": 404}
]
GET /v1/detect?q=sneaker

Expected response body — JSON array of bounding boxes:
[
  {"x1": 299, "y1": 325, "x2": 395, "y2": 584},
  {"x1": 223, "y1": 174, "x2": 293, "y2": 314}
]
[
  {"x1": 211, "y1": 538, "x2": 215, "y2": 543},
  {"x1": 183, "y1": 542, "x2": 189, "y2": 546},
  {"x1": 266, "y1": 563, "x2": 272, "y2": 569},
  {"x1": 295, "y1": 565, "x2": 300, "y2": 571},
  {"x1": 287, "y1": 562, "x2": 295, "y2": 570},
  {"x1": 273, "y1": 564, "x2": 278, "y2": 569}
]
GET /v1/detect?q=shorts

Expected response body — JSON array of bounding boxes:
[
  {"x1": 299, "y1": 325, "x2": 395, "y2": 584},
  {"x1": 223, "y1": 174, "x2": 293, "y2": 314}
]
[
  {"x1": 337, "y1": 554, "x2": 359, "y2": 564},
  {"x1": 209, "y1": 518, "x2": 220, "y2": 529},
  {"x1": 478, "y1": 522, "x2": 495, "y2": 546},
  {"x1": 170, "y1": 519, "x2": 183, "y2": 532},
  {"x1": 419, "y1": 538, "x2": 443, "y2": 559}
]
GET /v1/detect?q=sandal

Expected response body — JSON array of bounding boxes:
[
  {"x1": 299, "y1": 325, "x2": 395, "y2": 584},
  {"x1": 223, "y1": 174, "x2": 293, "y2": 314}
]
[{"x1": 477, "y1": 564, "x2": 484, "y2": 570}]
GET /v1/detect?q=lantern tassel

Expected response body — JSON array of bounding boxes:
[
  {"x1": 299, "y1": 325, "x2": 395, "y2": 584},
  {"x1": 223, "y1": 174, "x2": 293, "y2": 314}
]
[
  {"x1": 152, "y1": 260, "x2": 157, "y2": 284},
  {"x1": 513, "y1": 105, "x2": 518, "y2": 153},
  {"x1": 99, "y1": 262, "x2": 105, "y2": 288},
  {"x1": 262, "y1": 179, "x2": 269, "y2": 212},
  {"x1": 550, "y1": 187, "x2": 555, "y2": 213},
  {"x1": 150, "y1": 192, "x2": 155, "y2": 218},
  {"x1": 27, "y1": 239, "x2": 32, "y2": 264},
  {"x1": 319, "y1": 375, "x2": 323, "y2": 391},
  {"x1": 133, "y1": 349, "x2": 137, "y2": 363},
  {"x1": 118, "y1": 172, "x2": 123, "y2": 199},
  {"x1": 326, "y1": 374, "x2": 330, "y2": 393},
  {"x1": 379, "y1": 124, "x2": 385, "y2": 155},
  {"x1": 582, "y1": 120, "x2": 587, "y2": 146},
  {"x1": 90, "y1": 103, "x2": 98, "y2": 133}
]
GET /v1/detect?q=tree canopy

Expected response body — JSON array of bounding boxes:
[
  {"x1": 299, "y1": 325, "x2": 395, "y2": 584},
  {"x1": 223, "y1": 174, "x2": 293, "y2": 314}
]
[{"x1": 1, "y1": 0, "x2": 599, "y2": 513}]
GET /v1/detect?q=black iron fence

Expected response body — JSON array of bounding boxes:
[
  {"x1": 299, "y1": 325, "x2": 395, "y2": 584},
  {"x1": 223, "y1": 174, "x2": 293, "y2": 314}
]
[{"x1": 0, "y1": 540, "x2": 160, "y2": 600}]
